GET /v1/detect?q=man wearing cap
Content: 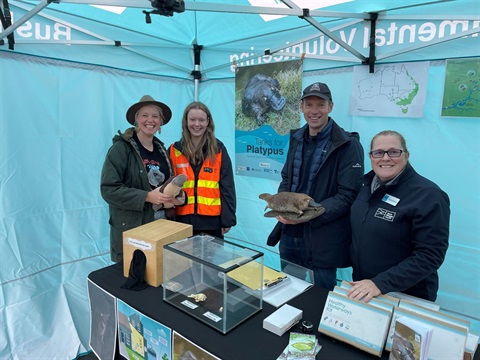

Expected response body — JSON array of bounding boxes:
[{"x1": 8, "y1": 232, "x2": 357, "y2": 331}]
[
  {"x1": 100, "y1": 95, "x2": 185, "y2": 262},
  {"x1": 268, "y1": 82, "x2": 364, "y2": 290}
]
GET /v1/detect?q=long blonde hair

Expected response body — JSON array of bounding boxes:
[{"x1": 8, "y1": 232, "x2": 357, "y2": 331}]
[{"x1": 180, "y1": 101, "x2": 218, "y2": 165}]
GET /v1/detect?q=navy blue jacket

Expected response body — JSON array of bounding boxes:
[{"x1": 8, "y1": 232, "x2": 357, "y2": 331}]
[
  {"x1": 350, "y1": 163, "x2": 450, "y2": 301},
  {"x1": 275, "y1": 120, "x2": 364, "y2": 268}
]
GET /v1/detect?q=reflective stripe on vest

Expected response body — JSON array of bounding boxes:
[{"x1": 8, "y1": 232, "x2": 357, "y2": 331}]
[{"x1": 170, "y1": 147, "x2": 222, "y2": 216}]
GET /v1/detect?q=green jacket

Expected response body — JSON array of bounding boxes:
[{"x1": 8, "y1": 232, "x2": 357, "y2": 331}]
[{"x1": 100, "y1": 128, "x2": 173, "y2": 262}]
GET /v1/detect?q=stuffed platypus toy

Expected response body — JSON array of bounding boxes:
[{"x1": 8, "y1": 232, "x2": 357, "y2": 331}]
[
  {"x1": 152, "y1": 174, "x2": 187, "y2": 212},
  {"x1": 259, "y1": 192, "x2": 325, "y2": 222}
]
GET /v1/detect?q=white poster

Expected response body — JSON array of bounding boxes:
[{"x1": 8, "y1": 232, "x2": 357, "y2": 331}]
[{"x1": 349, "y1": 62, "x2": 430, "y2": 118}]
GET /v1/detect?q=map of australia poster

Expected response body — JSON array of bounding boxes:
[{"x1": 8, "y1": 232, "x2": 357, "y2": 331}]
[
  {"x1": 441, "y1": 57, "x2": 480, "y2": 118},
  {"x1": 349, "y1": 62, "x2": 429, "y2": 118}
]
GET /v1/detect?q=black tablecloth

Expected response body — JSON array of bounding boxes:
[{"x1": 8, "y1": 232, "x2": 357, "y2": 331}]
[{"x1": 88, "y1": 263, "x2": 475, "y2": 360}]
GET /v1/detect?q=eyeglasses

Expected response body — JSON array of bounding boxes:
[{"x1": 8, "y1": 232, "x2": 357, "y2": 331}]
[{"x1": 369, "y1": 149, "x2": 404, "y2": 158}]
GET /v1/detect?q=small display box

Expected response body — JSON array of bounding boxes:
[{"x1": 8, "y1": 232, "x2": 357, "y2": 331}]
[
  {"x1": 163, "y1": 235, "x2": 264, "y2": 334},
  {"x1": 123, "y1": 219, "x2": 193, "y2": 287}
]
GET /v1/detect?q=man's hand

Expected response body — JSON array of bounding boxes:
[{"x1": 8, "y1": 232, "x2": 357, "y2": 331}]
[{"x1": 275, "y1": 215, "x2": 304, "y2": 225}]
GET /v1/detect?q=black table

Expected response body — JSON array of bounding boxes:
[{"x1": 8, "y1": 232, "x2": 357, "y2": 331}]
[{"x1": 88, "y1": 264, "x2": 476, "y2": 360}]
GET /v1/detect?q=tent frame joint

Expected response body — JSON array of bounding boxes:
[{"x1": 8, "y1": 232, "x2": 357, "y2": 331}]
[
  {"x1": 299, "y1": 8, "x2": 310, "y2": 19},
  {"x1": 191, "y1": 69, "x2": 202, "y2": 80}
]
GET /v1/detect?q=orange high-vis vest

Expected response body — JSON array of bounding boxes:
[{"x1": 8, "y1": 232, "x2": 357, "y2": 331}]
[{"x1": 169, "y1": 147, "x2": 222, "y2": 216}]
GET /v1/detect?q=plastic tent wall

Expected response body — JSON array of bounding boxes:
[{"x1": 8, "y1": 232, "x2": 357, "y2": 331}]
[{"x1": 1, "y1": 0, "x2": 479, "y2": 358}]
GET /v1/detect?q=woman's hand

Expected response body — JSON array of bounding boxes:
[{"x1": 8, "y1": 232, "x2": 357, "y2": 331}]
[
  {"x1": 347, "y1": 279, "x2": 381, "y2": 303},
  {"x1": 146, "y1": 189, "x2": 175, "y2": 206}
]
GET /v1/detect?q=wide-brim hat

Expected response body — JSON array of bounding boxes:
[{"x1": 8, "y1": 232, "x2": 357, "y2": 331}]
[{"x1": 126, "y1": 95, "x2": 172, "y2": 125}]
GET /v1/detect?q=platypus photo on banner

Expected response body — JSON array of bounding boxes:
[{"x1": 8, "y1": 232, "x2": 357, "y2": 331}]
[{"x1": 242, "y1": 74, "x2": 286, "y2": 126}]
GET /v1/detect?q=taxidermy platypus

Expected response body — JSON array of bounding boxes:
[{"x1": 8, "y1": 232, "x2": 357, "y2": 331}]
[{"x1": 259, "y1": 192, "x2": 323, "y2": 216}]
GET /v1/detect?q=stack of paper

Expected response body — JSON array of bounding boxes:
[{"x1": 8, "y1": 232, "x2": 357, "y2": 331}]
[
  {"x1": 262, "y1": 276, "x2": 313, "y2": 308},
  {"x1": 336, "y1": 282, "x2": 475, "y2": 360},
  {"x1": 227, "y1": 262, "x2": 287, "y2": 291},
  {"x1": 389, "y1": 316, "x2": 433, "y2": 360},
  {"x1": 387, "y1": 292, "x2": 440, "y2": 311}
]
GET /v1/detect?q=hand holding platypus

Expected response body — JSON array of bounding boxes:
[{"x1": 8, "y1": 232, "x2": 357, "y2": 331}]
[
  {"x1": 259, "y1": 192, "x2": 325, "y2": 222},
  {"x1": 152, "y1": 174, "x2": 187, "y2": 211}
]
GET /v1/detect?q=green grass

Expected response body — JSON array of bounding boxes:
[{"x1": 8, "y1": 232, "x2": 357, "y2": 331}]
[{"x1": 235, "y1": 68, "x2": 303, "y2": 135}]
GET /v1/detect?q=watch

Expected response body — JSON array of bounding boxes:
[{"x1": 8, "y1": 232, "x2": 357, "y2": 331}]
[{"x1": 300, "y1": 320, "x2": 314, "y2": 334}]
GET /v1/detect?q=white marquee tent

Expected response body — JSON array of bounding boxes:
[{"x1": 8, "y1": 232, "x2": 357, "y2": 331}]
[{"x1": 1, "y1": 0, "x2": 479, "y2": 358}]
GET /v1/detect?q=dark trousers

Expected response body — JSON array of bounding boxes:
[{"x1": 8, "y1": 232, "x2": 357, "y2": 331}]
[{"x1": 279, "y1": 234, "x2": 337, "y2": 290}]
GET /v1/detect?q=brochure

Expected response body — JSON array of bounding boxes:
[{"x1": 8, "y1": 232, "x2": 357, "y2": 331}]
[
  {"x1": 386, "y1": 306, "x2": 468, "y2": 359},
  {"x1": 286, "y1": 332, "x2": 317, "y2": 360},
  {"x1": 389, "y1": 315, "x2": 433, "y2": 360},
  {"x1": 277, "y1": 341, "x2": 322, "y2": 360},
  {"x1": 318, "y1": 291, "x2": 392, "y2": 357}
]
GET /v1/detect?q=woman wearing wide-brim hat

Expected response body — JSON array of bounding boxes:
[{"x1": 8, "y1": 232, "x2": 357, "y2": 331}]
[{"x1": 100, "y1": 95, "x2": 185, "y2": 263}]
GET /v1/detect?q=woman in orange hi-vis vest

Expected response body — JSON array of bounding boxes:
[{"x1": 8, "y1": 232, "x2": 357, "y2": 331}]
[{"x1": 169, "y1": 101, "x2": 237, "y2": 239}]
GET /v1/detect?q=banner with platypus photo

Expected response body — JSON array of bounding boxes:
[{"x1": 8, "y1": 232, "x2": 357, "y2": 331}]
[{"x1": 235, "y1": 60, "x2": 303, "y2": 180}]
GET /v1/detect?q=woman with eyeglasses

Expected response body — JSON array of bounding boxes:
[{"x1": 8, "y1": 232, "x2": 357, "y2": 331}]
[{"x1": 347, "y1": 130, "x2": 450, "y2": 302}]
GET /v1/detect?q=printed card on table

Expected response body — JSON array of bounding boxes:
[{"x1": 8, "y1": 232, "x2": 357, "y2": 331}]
[
  {"x1": 172, "y1": 331, "x2": 221, "y2": 360},
  {"x1": 385, "y1": 305, "x2": 468, "y2": 359},
  {"x1": 318, "y1": 291, "x2": 392, "y2": 357},
  {"x1": 117, "y1": 299, "x2": 172, "y2": 360}
]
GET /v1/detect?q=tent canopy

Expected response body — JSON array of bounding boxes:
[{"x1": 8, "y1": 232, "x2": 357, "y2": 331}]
[
  {"x1": 4, "y1": 0, "x2": 479, "y2": 80},
  {"x1": 1, "y1": 1, "x2": 479, "y2": 359}
]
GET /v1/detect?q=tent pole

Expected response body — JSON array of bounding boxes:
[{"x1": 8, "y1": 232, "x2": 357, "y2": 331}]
[
  {"x1": 192, "y1": 44, "x2": 203, "y2": 101},
  {"x1": 0, "y1": 0, "x2": 49, "y2": 41},
  {"x1": 362, "y1": 12, "x2": 378, "y2": 73},
  {"x1": 0, "y1": 0, "x2": 15, "y2": 49},
  {"x1": 194, "y1": 67, "x2": 199, "y2": 101}
]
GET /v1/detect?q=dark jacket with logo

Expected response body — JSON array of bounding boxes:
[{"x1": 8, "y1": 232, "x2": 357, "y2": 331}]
[
  {"x1": 350, "y1": 163, "x2": 450, "y2": 301},
  {"x1": 271, "y1": 119, "x2": 364, "y2": 268}
]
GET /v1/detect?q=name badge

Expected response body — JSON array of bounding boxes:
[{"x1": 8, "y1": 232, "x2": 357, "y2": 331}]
[{"x1": 382, "y1": 194, "x2": 400, "y2": 206}]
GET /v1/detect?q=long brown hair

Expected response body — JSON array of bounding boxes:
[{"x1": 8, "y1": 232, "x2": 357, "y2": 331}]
[{"x1": 180, "y1": 101, "x2": 218, "y2": 165}]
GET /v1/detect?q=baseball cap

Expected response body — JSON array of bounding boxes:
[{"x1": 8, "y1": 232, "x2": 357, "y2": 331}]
[{"x1": 301, "y1": 82, "x2": 332, "y2": 101}]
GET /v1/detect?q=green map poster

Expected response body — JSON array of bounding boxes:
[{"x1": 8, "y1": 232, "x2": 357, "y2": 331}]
[{"x1": 441, "y1": 58, "x2": 480, "y2": 117}]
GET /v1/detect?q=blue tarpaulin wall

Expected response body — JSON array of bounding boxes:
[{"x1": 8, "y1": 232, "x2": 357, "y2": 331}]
[{"x1": 1, "y1": 0, "x2": 479, "y2": 358}]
